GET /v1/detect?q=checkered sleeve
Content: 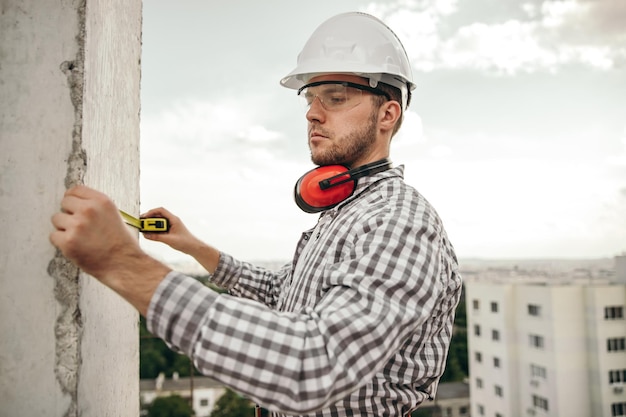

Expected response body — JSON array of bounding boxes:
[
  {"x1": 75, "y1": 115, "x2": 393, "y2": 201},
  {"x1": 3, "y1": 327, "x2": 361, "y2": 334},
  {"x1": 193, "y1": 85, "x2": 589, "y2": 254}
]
[
  {"x1": 147, "y1": 271, "x2": 365, "y2": 413},
  {"x1": 210, "y1": 252, "x2": 291, "y2": 308}
]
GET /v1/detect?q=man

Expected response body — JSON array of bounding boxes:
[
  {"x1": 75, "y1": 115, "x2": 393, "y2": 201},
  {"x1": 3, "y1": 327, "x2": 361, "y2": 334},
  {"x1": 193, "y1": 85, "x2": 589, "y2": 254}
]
[{"x1": 50, "y1": 12, "x2": 462, "y2": 416}]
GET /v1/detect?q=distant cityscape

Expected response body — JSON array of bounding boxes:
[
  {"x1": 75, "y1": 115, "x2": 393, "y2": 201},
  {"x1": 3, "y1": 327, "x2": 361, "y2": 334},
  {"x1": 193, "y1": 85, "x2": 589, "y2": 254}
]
[{"x1": 163, "y1": 255, "x2": 620, "y2": 280}]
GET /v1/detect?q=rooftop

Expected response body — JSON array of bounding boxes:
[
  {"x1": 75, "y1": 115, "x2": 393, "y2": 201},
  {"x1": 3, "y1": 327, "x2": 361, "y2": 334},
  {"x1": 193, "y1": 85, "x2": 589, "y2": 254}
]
[
  {"x1": 436, "y1": 381, "x2": 470, "y2": 400},
  {"x1": 140, "y1": 375, "x2": 223, "y2": 392}
]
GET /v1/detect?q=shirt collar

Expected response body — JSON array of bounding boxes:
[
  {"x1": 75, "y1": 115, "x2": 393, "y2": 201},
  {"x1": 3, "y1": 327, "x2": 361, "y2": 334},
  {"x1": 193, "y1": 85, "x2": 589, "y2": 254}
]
[{"x1": 321, "y1": 164, "x2": 405, "y2": 216}]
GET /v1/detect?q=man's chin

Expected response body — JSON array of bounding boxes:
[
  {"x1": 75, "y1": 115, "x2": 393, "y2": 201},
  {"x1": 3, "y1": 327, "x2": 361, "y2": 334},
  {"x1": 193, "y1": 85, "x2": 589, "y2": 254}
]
[
  {"x1": 311, "y1": 155, "x2": 337, "y2": 166},
  {"x1": 310, "y1": 147, "x2": 350, "y2": 166}
]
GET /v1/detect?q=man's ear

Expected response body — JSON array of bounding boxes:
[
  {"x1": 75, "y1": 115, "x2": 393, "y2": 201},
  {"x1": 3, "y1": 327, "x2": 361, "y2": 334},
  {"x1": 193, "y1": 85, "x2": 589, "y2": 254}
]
[{"x1": 378, "y1": 100, "x2": 402, "y2": 133}]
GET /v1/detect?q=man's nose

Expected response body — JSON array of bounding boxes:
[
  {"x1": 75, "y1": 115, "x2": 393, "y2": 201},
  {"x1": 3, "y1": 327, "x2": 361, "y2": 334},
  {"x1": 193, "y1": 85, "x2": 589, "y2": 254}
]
[{"x1": 306, "y1": 96, "x2": 325, "y2": 123}]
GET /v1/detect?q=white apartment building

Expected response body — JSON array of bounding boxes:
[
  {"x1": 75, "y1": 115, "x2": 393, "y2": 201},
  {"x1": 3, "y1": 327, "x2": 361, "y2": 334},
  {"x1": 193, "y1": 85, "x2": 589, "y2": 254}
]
[
  {"x1": 140, "y1": 373, "x2": 226, "y2": 417},
  {"x1": 465, "y1": 256, "x2": 626, "y2": 417}
]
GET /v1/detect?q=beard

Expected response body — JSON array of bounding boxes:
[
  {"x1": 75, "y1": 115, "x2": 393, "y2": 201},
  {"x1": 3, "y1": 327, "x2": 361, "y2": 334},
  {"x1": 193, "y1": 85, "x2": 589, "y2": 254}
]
[{"x1": 310, "y1": 110, "x2": 378, "y2": 167}]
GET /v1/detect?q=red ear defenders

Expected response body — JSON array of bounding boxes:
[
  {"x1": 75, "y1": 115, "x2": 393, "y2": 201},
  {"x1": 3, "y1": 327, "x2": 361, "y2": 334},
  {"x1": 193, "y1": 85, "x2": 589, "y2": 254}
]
[{"x1": 294, "y1": 159, "x2": 391, "y2": 213}]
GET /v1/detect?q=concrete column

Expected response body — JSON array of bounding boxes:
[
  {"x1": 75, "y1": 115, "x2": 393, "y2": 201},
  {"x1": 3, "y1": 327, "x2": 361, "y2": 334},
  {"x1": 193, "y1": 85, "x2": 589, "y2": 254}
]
[{"x1": 0, "y1": 0, "x2": 142, "y2": 415}]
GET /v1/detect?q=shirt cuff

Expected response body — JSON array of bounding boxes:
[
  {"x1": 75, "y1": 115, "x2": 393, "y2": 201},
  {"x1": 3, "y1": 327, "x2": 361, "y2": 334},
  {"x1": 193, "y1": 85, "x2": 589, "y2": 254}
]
[
  {"x1": 146, "y1": 271, "x2": 219, "y2": 355},
  {"x1": 209, "y1": 251, "x2": 240, "y2": 290}
]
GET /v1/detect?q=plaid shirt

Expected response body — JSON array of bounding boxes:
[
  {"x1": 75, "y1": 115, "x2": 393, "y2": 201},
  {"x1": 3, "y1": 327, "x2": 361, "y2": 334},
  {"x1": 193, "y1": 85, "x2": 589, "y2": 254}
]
[{"x1": 147, "y1": 165, "x2": 462, "y2": 416}]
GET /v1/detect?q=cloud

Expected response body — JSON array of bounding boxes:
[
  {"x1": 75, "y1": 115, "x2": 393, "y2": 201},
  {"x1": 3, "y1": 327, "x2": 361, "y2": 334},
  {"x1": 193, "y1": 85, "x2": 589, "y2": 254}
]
[
  {"x1": 403, "y1": 155, "x2": 626, "y2": 258},
  {"x1": 140, "y1": 98, "x2": 289, "y2": 170},
  {"x1": 607, "y1": 127, "x2": 626, "y2": 167},
  {"x1": 365, "y1": 0, "x2": 626, "y2": 74},
  {"x1": 393, "y1": 110, "x2": 425, "y2": 146},
  {"x1": 242, "y1": 125, "x2": 284, "y2": 144},
  {"x1": 139, "y1": 96, "x2": 316, "y2": 261}
]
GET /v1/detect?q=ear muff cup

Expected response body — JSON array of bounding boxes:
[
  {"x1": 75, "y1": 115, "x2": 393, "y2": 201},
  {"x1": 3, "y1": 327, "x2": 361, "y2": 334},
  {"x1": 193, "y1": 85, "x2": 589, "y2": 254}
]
[
  {"x1": 294, "y1": 159, "x2": 392, "y2": 213},
  {"x1": 294, "y1": 165, "x2": 355, "y2": 213}
]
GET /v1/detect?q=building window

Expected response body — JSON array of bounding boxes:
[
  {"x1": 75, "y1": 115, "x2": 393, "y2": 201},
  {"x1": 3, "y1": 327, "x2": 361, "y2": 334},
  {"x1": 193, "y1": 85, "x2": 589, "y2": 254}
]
[
  {"x1": 533, "y1": 395, "x2": 549, "y2": 411},
  {"x1": 606, "y1": 306, "x2": 624, "y2": 320},
  {"x1": 475, "y1": 351, "x2": 482, "y2": 363},
  {"x1": 530, "y1": 334, "x2": 544, "y2": 349},
  {"x1": 476, "y1": 378, "x2": 483, "y2": 388},
  {"x1": 610, "y1": 369, "x2": 626, "y2": 384},
  {"x1": 608, "y1": 337, "x2": 626, "y2": 352},
  {"x1": 528, "y1": 304, "x2": 541, "y2": 316},
  {"x1": 477, "y1": 404, "x2": 485, "y2": 416},
  {"x1": 200, "y1": 398, "x2": 209, "y2": 407},
  {"x1": 612, "y1": 402, "x2": 626, "y2": 416},
  {"x1": 492, "y1": 329, "x2": 500, "y2": 341},
  {"x1": 496, "y1": 414, "x2": 503, "y2": 417},
  {"x1": 493, "y1": 356, "x2": 501, "y2": 368},
  {"x1": 491, "y1": 301, "x2": 498, "y2": 313},
  {"x1": 531, "y1": 364, "x2": 547, "y2": 379},
  {"x1": 459, "y1": 406, "x2": 468, "y2": 415},
  {"x1": 474, "y1": 324, "x2": 481, "y2": 336},
  {"x1": 473, "y1": 299, "x2": 480, "y2": 310},
  {"x1": 495, "y1": 385, "x2": 503, "y2": 397}
]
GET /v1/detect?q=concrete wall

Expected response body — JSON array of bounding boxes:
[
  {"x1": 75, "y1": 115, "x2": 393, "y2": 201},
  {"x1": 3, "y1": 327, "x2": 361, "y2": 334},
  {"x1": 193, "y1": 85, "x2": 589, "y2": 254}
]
[{"x1": 0, "y1": 0, "x2": 142, "y2": 415}]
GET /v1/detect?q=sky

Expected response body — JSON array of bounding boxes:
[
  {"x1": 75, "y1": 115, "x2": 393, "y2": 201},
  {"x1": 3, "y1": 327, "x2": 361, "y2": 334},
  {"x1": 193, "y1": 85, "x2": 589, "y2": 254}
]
[{"x1": 139, "y1": 0, "x2": 625, "y2": 264}]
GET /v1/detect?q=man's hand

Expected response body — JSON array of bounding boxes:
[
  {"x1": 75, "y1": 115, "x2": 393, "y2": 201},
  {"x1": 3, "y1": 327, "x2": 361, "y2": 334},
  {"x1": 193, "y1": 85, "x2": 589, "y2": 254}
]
[
  {"x1": 50, "y1": 185, "x2": 171, "y2": 315},
  {"x1": 141, "y1": 207, "x2": 199, "y2": 254},
  {"x1": 50, "y1": 185, "x2": 137, "y2": 275}
]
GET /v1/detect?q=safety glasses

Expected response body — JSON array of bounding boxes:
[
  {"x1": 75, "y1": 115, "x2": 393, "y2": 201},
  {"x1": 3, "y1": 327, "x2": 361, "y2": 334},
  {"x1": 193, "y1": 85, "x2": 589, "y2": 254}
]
[{"x1": 297, "y1": 81, "x2": 391, "y2": 111}]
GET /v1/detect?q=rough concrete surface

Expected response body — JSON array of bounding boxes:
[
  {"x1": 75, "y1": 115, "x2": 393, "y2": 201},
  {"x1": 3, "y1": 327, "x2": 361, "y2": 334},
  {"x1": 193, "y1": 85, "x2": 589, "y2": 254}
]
[{"x1": 0, "y1": 0, "x2": 142, "y2": 415}]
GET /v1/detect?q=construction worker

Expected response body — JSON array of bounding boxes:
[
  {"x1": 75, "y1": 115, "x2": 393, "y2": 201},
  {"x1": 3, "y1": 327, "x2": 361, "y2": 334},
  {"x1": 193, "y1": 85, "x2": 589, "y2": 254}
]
[{"x1": 51, "y1": 12, "x2": 462, "y2": 416}]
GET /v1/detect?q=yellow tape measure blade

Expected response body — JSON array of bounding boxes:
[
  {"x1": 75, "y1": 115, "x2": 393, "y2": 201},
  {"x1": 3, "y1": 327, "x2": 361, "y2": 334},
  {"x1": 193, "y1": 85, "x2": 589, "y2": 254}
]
[{"x1": 120, "y1": 210, "x2": 141, "y2": 229}]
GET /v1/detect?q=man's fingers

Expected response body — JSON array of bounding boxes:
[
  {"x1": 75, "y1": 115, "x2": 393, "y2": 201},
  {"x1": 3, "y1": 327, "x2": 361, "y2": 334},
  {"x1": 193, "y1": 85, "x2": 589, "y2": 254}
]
[
  {"x1": 51, "y1": 211, "x2": 70, "y2": 231},
  {"x1": 63, "y1": 186, "x2": 114, "y2": 214},
  {"x1": 49, "y1": 229, "x2": 63, "y2": 249},
  {"x1": 62, "y1": 188, "x2": 120, "y2": 223},
  {"x1": 49, "y1": 213, "x2": 76, "y2": 254},
  {"x1": 142, "y1": 232, "x2": 161, "y2": 242},
  {"x1": 59, "y1": 194, "x2": 85, "y2": 215},
  {"x1": 141, "y1": 207, "x2": 172, "y2": 219},
  {"x1": 64, "y1": 184, "x2": 99, "y2": 199}
]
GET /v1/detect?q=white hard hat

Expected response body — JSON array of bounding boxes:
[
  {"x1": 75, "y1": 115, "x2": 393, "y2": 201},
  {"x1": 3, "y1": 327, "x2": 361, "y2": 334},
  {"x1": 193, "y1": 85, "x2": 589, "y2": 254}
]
[{"x1": 280, "y1": 12, "x2": 416, "y2": 109}]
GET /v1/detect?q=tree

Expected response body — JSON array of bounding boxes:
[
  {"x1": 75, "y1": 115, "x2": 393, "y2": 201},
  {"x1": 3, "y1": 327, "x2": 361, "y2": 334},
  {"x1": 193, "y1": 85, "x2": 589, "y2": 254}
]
[
  {"x1": 412, "y1": 406, "x2": 439, "y2": 417},
  {"x1": 140, "y1": 348, "x2": 167, "y2": 379},
  {"x1": 147, "y1": 395, "x2": 193, "y2": 417},
  {"x1": 454, "y1": 297, "x2": 467, "y2": 328},
  {"x1": 140, "y1": 316, "x2": 200, "y2": 379},
  {"x1": 210, "y1": 389, "x2": 255, "y2": 417},
  {"x1": 440, "y1": 347, "x2": 465, "y2": 383},
  {"x1": 439, "y1": 289, "x2": 469, "y2": 382},
  {"x1": 452, "y1": 328, "x2": 469, "y2": 376}
]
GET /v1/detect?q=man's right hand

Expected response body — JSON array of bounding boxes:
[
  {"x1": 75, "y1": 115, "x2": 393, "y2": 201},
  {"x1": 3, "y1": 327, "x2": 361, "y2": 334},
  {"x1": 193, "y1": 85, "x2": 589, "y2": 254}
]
[
  {"x1": 50, "y1": 185, "x2": 172, "y2": 316},
  {"x1": 50, "y1": 185, "x2": 142, "y2": 277}
]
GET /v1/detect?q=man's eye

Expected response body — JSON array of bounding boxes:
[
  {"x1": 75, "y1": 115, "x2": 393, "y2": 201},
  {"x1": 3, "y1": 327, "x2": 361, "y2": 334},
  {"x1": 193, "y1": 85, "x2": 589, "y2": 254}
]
[{"x1": 327, "y1": 94, "x2": 347, "y2": 105}]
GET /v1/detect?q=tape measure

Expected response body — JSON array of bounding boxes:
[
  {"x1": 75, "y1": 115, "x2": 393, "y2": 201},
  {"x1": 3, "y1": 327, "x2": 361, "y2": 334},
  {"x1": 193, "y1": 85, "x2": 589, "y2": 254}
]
[{"x1": 119, "y1": 210, "x2": 169, "y2": 233}]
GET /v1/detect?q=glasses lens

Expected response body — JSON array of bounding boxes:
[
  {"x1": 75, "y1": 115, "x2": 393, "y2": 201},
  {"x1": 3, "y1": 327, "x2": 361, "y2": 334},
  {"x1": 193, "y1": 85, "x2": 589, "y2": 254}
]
[{"x1": 299, "y1": 82, "x2": 363, "y2": 111}]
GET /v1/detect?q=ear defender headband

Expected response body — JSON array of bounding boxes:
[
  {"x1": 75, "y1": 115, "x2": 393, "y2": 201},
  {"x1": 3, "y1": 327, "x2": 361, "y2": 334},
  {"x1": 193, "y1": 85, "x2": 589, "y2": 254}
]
[{"x1": 294, "y1": 159, "x2": 392, "y2": 213}]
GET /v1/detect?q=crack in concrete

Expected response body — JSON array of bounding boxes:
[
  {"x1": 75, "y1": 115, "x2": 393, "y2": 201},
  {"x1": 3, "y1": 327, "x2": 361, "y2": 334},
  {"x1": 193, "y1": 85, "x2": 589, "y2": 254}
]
[
  {"x1": 47, "y1": 251, "x2": 83, "y2": 417},
  {"x1": 48, "y1": 1, "x2": 87, "y2": 416}
]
